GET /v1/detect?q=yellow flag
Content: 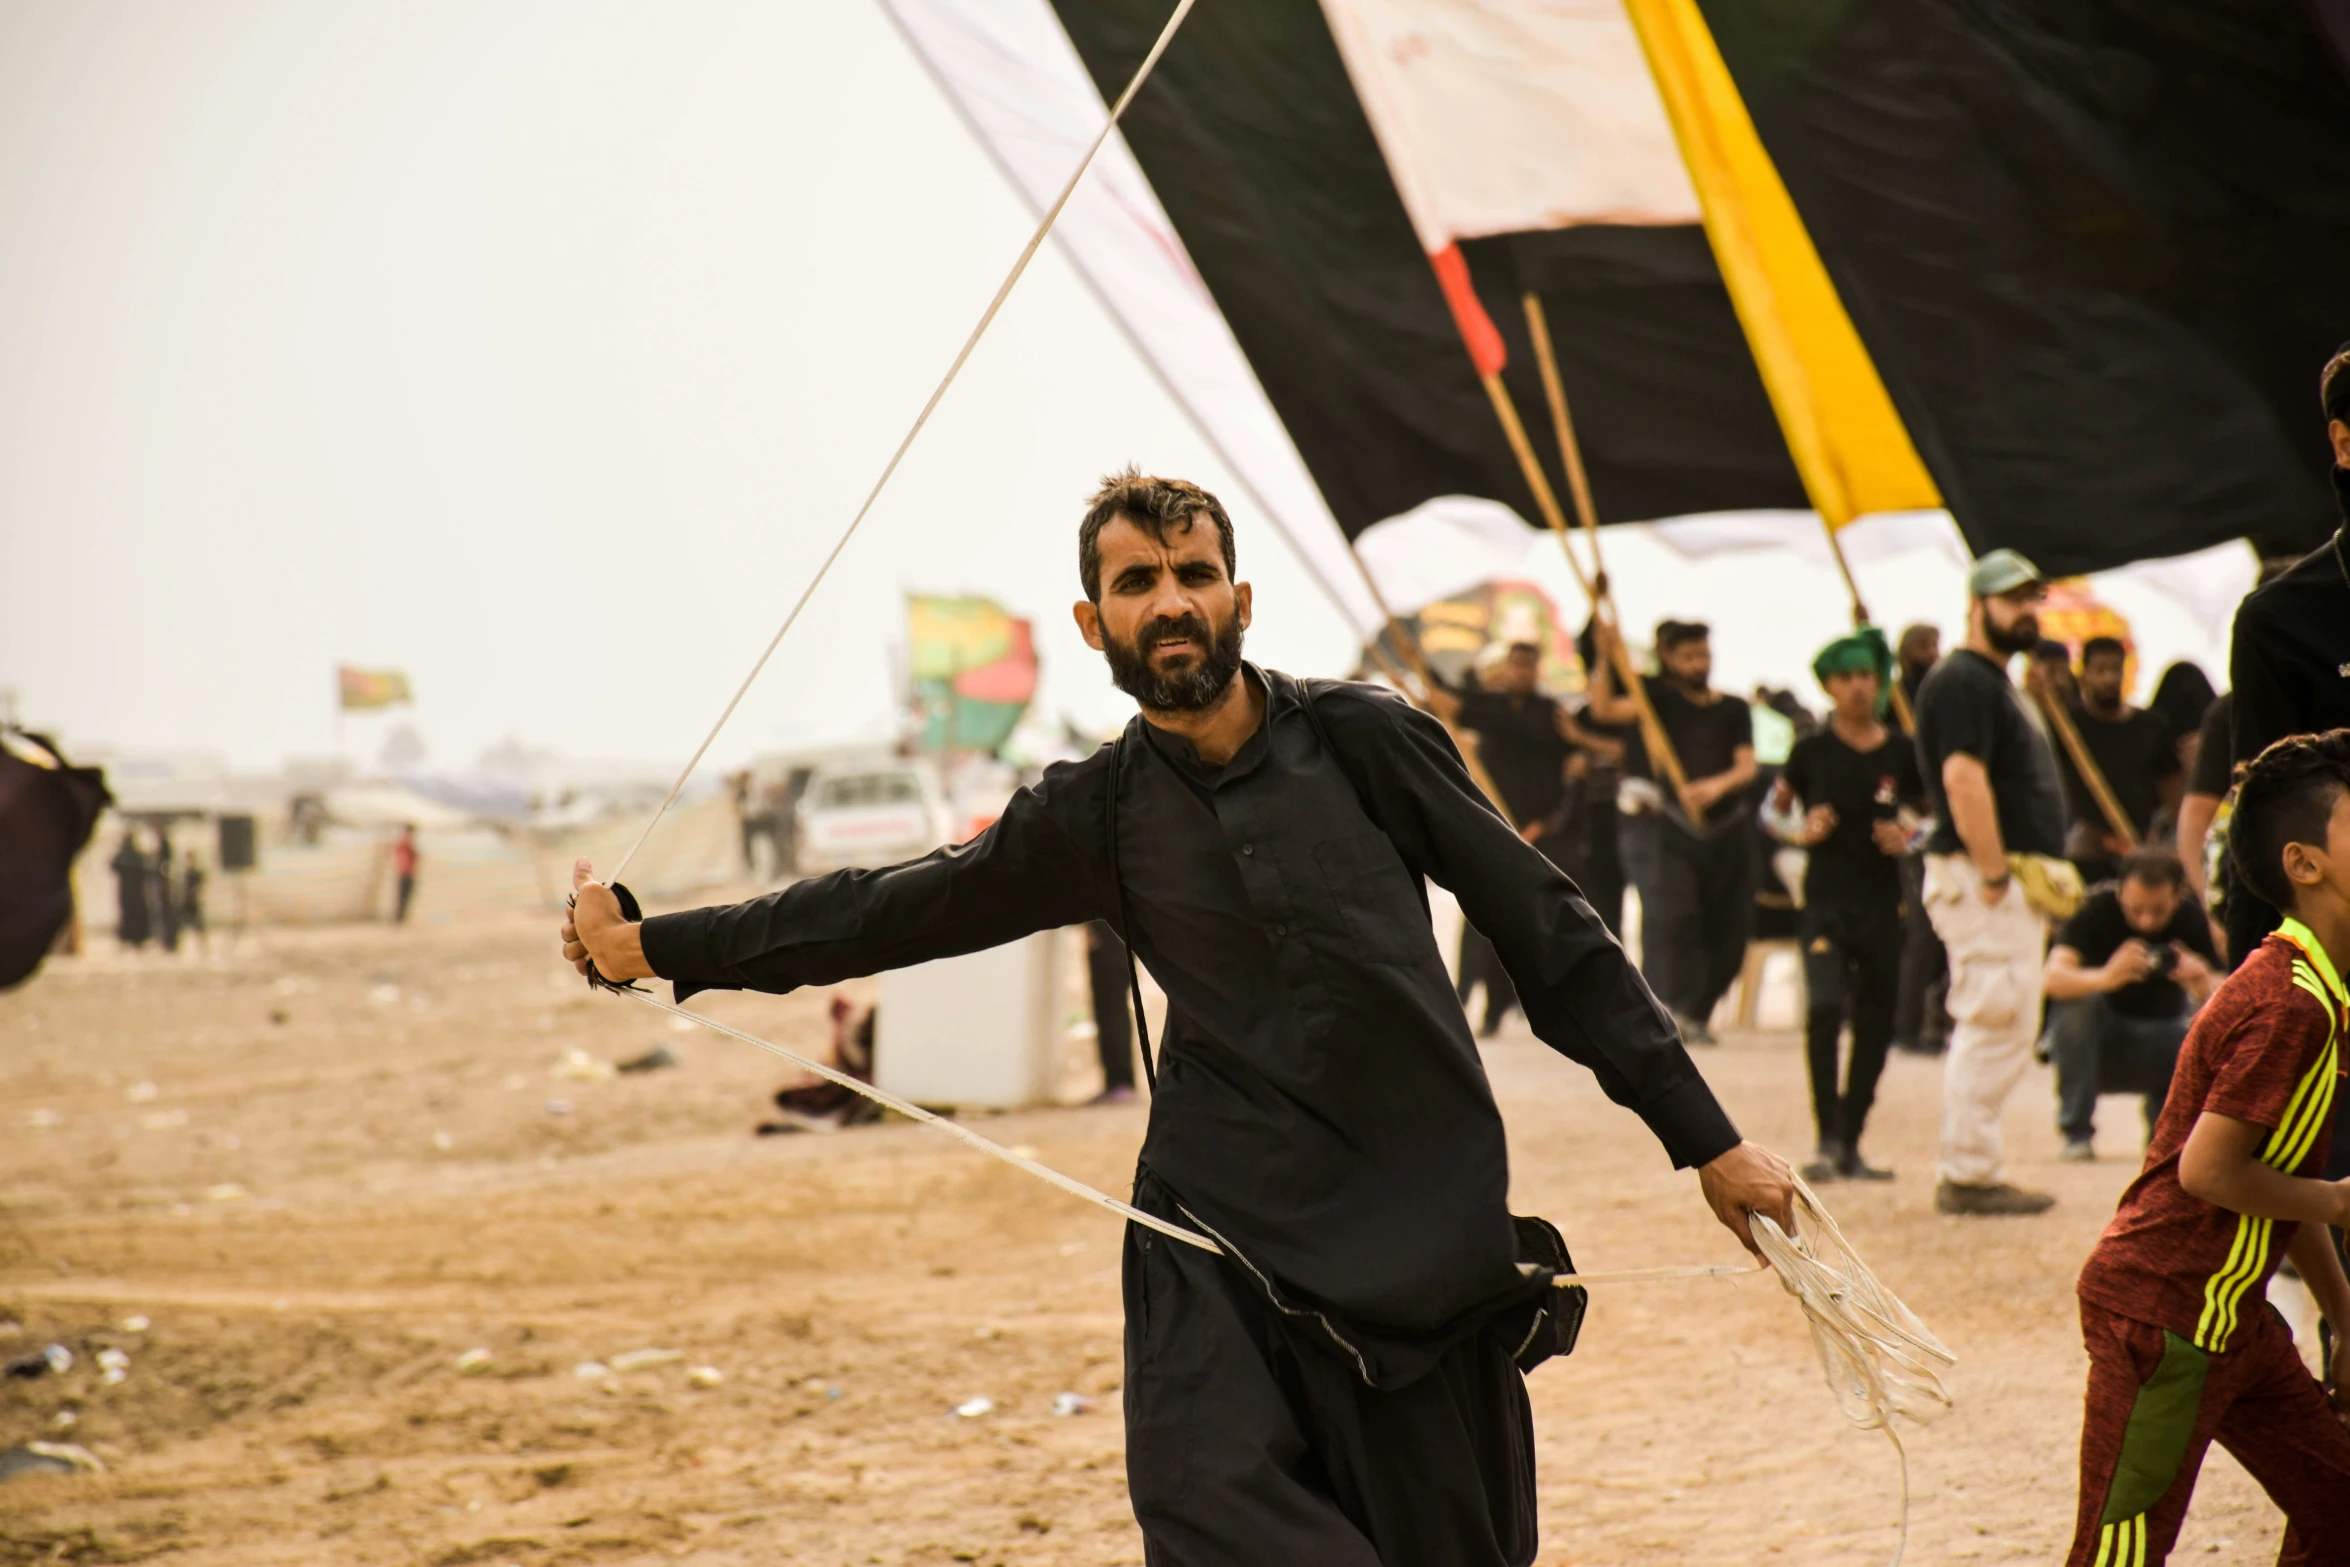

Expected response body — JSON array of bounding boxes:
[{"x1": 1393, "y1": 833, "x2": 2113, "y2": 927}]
[{"x1": 1621, "y1": 0, "x2": 1941, "y2": 528}]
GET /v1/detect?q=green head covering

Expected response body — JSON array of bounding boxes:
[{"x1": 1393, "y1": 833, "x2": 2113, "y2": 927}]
[{"x1": 1812, "y1": 626, "x2": 1895, "y2": 702}]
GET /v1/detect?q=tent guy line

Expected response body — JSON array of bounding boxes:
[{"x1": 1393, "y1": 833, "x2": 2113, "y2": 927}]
[{"x1": 603, "y1": 0, "x2": 1198, "y2": 886}]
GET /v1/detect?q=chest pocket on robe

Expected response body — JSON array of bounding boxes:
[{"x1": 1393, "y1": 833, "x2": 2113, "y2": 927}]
[{"x1": 1312, "y1": 832, "x2": 1426, "y2": 965}]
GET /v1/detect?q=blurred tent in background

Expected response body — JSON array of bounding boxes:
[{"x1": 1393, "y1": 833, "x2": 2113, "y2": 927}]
[{"x1": 885, "y1": 0, "x2": 2349, "y2": 598}]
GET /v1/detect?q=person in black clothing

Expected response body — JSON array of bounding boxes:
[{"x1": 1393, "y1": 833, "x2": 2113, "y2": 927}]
[
  {"x1": 561, "y1": 470, "x2": 1795, "y2": 1567},
  {"x1": 152, "y1": 826, "x2": 180, "y2": 953},
  {"x1": 1428, "y1": 640, "x2": 1576, "y2": 1035},
  {"x1": 2176, "y1": 691, "x2": 2235, "y2": 927},
  {"x1": 110, "y1": 831, "x2": 151, "y2": 949},
  {"x1": 1085, "y1": 918, "x2": 1138, "y2": 1103},
  {"x1": 2229, "y1": 345, "x2": 2350, "y2": 970},
  {"x1": 1895, "y1": 624, "x2": 1940, "y2": 718},
  {"x1": 1561, "y1": 620, "x2": 1630, "y2": 940},
  {"x1": 1586, "y1": 619, "x2": 1758, "y2": 1045},
  {"x1": 1892, "y1": 624, "x2": 1949, "y2": 1057},
  {"x1": 2055, "y1": 636, "x2": 2180, "y2": 884},
  {"x1": 1771, "y1": 630, "x2": 1922, "y2": 1184},
  {"x1": 2146, "y1": 662, "x2": 2216, "y2": 781},
  {"x1": 2040, "y1": 849, "x2": 2218, "y2": 1161}
]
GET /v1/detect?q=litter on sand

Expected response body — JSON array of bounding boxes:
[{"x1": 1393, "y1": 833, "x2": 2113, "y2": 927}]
[
  {"x1": 607, "y1": 1348, "x2": 683, "y2": 1373},
  {"x1": 3, "y1": 1345, "x2": 72, "y2": 1380},
  {"x1": 551, "y1": 1047, "x2": 615, "y2": 1081},
  {"x1": 953, "y1": 1397, "x2": 994, "y2": 1419},
  {"x1": 573, "y1": 1361, "x2": 609, "y2": 1379},
  {"x1": 616, "y1": 1044, "x2": 679, "y2": 1074},
  {"x1": 95, "y1": 1348, "x2": 129, "y2": 1385},
  {"x1": 456, "y1": 1348, "x2": 494, "y2": 1374},
  {"x1": 0, "y1": 1443, "x2": 102, "y2": 1483},
  {"x1": 687, "y1": 1365, "x2": 724, "y2": 1388},
  {"x1": 1051, "y1": 1392, "x2": 1095, "y2": 1417}
]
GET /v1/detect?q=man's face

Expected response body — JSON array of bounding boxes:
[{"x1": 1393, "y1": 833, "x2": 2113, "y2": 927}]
[
  {"x1": 1978, "y1": 585, "x2": 2044, "y2": 655},
  {"x1": 1900, "y1": 629, "x2": 1940, "y2": 675},
  {"x1": 1824, "y1": 668, "x2": 1879, "y2": 720},
  {"x1": 1661, "y1": 636, "x2": 1712, "y2": 689},
  {"x1": 2081, "y1": 651, "x2": 2126, "y2": 710},
  {"x1": 1073, "y1": 514, "x2": 1249, "y2": 713},
  {"x1": 1497, "y1": 645, "x2": 1539, "y2": 696},
  {"x1": 2117, "y1": 874, "x2": 2180, "y2": 936},
  {"x1": 2330, "y1": 417, "x2": 2349, "y2": 468}
]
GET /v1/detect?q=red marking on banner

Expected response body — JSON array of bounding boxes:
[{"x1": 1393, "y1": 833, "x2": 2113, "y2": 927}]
[{"x1": 1429, "y1": 244, "x2": 1507, "y2": 378}]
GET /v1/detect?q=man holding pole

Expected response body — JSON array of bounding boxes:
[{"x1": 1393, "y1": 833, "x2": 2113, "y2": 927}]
[
  {"x1": 1912, "y1": 550, "x2": 2070, "y2": 1216},
  {"x1": 1586, "y1": 620, "x2": 1758, "y2": 1045},
  {"x1": 2056, "y1": 637, "x2": 2178, "y2": 884}
]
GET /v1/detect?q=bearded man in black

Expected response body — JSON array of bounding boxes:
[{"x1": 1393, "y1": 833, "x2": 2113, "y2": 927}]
[{"x1": 563, "y1": 470, "x2": 1794, "y2": 1566}]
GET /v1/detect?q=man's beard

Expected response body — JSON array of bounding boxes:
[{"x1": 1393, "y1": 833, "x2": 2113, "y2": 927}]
[
  {"x1": 1985, "y1": 609, "x2": 2039, "y2": 656},
  {"x1": 1102, "y1": 610, "x2": 1245, "y2": 713}
]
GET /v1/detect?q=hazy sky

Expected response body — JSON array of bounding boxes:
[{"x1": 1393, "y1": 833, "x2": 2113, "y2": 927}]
[{"x1": 0, "y1": 1, "x2": 1360, "y2": 774}]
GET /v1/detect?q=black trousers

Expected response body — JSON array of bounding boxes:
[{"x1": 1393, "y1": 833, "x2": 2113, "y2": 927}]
[
  {"x1": 1892, "y1": 853, "x2": 1948, "y2": 1051},
  {"x1": 1087, "y1": 920, "x2": 1136, "y2": 1092},
  {"x1": 1800, "y1": 900, "x2": 1901, "y2": 1151},
  {"x1": 1642, "y1": 821, "x2": 1755, "y2": 1023},
  {"x1": 1123, "y1": 1174, "x2": 1538, "y2": 1567}
]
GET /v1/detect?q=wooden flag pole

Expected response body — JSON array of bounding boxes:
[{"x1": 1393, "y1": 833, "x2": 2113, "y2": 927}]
[
  {"x1": 1523, "y1": 289, "x2": 1915, "y2": 736},
  {"x1": 1819, "y1": 524, "x2": 1917, "y2": 734},
  {"x1": 1332, "y1": 536, "x2": 1522, "y2": 825},
  {"x1": 1477, "y1": 367, "x2": 1698, "y2": 817},
  {"x1": 2024, "y1": 665, "x2": 2140, "y2": 847}
]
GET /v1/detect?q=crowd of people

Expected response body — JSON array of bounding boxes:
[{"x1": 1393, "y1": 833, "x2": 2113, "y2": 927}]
[{"x1": 1426, "y1": 529, "x2": 2341, "y2": 1230}]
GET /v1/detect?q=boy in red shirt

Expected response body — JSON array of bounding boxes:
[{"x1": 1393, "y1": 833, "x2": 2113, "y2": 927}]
[{"x1": 2067, "y1": 730, "x2": 2350, "y2": 1566}]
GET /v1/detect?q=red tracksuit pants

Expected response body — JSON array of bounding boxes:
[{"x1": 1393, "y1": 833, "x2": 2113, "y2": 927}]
[{"x1": 2068, "y1": 1298, "x2": 2350, "y2": 1565}]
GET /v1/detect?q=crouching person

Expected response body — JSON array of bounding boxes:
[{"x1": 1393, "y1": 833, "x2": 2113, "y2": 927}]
[{"x1": 2042, "y1": 849, "x2": 2219, "y2": 1161}]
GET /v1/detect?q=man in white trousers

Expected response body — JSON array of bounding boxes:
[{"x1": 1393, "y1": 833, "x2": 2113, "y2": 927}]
[{"x1": 1910, "y1": 550, "x2": 2069, "y2": 1215}]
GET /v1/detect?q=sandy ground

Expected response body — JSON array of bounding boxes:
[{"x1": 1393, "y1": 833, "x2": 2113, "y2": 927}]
[{"x1": 0, "y1": 907, "x2": 2315, "y2": 1566}]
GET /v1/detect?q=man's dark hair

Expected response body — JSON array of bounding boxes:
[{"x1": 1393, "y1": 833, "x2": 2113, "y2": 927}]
[
  {"x1": 1505, "y1": 640, "x2": 1540, "y2": 658},
  {"x1": 1655, "y1": 620, "x2": 1711, "y2": 652},
  {"x1": 2321, "y1": 340, "x2": 2350, "y2": 425},
  {"x1": 2116, "y1": 847, "x2": 2186, "y2": 891},
  {"x1": 2228, "y1": 729, "x2": 2350, "y2": 912},
  {"x1": 2032, "y1": 638, "x2": 2072, "y2": 665},
  {"x1": 2081, "y1": 635, "x2": 2126, "y2": 665},
  {"x1": 1077, "y1": 468, "x2": 1235, "y2": 602}
]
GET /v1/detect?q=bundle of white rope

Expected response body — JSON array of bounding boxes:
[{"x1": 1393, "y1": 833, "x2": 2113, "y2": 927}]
[{"x1": 1749, "y1": 1178, "x2": 1957, "y2": 1567}]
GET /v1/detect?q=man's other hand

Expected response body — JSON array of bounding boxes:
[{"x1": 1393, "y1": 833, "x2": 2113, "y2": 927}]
[
  {"x1": 561, "y1": 858, "x2": 653, "y2": 983},
  {"x1": 1698, "y1": 1140, "x2": 1798, "y2": 1263},
  {"x1": 1869, "y1": 818, "x2": 1910, "y2": 857}
]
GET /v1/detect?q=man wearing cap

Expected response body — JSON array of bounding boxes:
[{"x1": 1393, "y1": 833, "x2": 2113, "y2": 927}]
[{"x1": 1911, "y1": 549, "x2": 2070, "y2": 1215}]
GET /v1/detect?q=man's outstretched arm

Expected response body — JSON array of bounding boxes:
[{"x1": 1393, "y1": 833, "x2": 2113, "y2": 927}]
[
  {"x1": 1317, "y1": 685, "x2": 1796, "y2": 1256},
  {"x1": 565, "y1": 760, "x2": 1110, "y2": 998}
]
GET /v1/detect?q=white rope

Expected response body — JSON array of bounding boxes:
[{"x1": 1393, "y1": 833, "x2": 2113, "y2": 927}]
[
  {"x1": 1749, "y1": 1178, "x2": 1956, "y2": 1567},
  {"x1": 632, "y1": 985, "x2": 1792, "y2": 1290},
  {"x1": 624, "y1": 986, "x2": 1217, "y2": 1251},
  {"x1": 606, "y1": 0, "x2": 1199, "y2": 884}
]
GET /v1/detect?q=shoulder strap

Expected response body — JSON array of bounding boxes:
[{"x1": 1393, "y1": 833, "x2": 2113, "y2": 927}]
[{"x1": 1104, "y1": 729, "x2": 1158, "y2": 1093}]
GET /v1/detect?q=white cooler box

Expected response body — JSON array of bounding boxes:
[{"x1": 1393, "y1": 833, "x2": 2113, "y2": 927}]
[{"x1": 874, "y1": 930, "x2": 1064, "y2": 1109}]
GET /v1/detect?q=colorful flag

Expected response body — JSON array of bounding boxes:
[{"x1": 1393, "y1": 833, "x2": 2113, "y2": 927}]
[
  {"x1": 906, "y1": 596, "x2": 1038, "y2": 754},
  {"x1": 338, "y1": 666, "x2": 413, "y2": 711}
]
